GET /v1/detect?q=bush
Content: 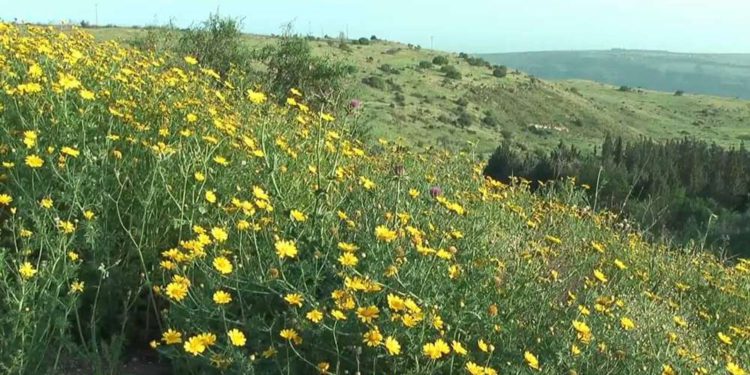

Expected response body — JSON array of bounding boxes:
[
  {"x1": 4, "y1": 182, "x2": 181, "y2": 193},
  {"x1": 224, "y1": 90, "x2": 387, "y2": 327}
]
[
  {"x1": 675, "y1": 90, "x2": 685, "y2": 96},
  {"x1": 441, "y1": 65, "x2": 462, "y2": 80},
  {"x1": 379, "y1": 64, "x2": 398, "y2": 74},
  {"x1": 482, "y1": 113, "x2": 499, "y2": 127},
  {"x1": 418, "y1": 60, "x2": 433, "y2": 69},
  {"x1": 257, "y1": 33, "x2": 352, "y2": 104},
  {"x1": 356, "y1": 37, "x2": 370, "y2": 45},
  {"x1": 618, "y1": 85, "x2": 633, "y2": 92},
  {"x1": 175, "y1": 14, "x2": 248, "y2": 78},
  {"x1": 492, "y1": 65, "x2": 508, "y2": 78},
  {"x1": 457, "y1": 111, "x2": 473, "y2": 127},
  {"x1": 362, "y1": 75, "x2": 386, "y2": 89},
  {"x1": 432, "y1": 55, "x2": 449, "y2": 65}
]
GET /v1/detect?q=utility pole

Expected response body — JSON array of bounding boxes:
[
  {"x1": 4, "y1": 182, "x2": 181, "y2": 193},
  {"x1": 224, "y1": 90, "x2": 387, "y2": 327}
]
[
  {"x1": 430, "y1": 36, "x2": 434, "y2": 49},
  {"x1": 95, "y1": 3, "x2": 98, "y2": 26}
]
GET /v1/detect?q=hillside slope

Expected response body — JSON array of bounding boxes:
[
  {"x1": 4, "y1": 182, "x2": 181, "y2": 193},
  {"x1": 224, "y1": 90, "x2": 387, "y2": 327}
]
[
  {"x1": 478, "y1": 49, "x2": 750, "y2": 99},
  {"x1": 88, "y1": 28, "x2": 750, "y2": 155}
]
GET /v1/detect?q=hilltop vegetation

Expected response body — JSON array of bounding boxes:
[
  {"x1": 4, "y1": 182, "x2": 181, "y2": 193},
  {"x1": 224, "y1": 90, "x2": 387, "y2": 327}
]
[
  {"x1": 84, "y1": 25, "x2": 750, "y2": 155},
  {"x1": 1, "y1": 22, "x2": 749, "y2": 375},
  {"x1": 478, "y1": 49, "x2": 750, "y2": 99}
]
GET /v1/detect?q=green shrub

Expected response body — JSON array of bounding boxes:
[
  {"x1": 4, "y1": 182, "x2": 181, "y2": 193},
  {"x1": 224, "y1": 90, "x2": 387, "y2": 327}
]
[
  {"x1": 493, "y1": 65, "x2": 508, "y2": 78},
  {"x1": 432, "y1": 55, "x2": 449, "y2": 65},
  {"x1": 418, "y1": 61, "x2": 433, "y2": 69},
  {"x1": 256, "y1": 34, "x2": 352, "y2": 104},
  {"x1": 362, "y1": 75, "x2": 386, "y2": 89},
  {"x1": 175, "y1": 14, "x2": 248, "y2": 78}
]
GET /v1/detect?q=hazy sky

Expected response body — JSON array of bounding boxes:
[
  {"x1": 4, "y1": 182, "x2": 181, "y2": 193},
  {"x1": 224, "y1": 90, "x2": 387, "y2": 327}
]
[{"x1": 3, "y1": 0, "x2": 749, "y2": 53}]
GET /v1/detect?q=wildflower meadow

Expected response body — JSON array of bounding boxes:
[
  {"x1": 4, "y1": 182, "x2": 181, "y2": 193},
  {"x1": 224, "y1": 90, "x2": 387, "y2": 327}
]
[{"x1": 0, "y1": 23, "x2": 748, "y2": 375}]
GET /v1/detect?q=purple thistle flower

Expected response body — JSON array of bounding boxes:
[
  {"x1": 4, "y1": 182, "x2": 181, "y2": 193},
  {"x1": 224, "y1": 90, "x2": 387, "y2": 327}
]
[{"x1": 429, "y1": 186, "x2": 443, "y2": 198}]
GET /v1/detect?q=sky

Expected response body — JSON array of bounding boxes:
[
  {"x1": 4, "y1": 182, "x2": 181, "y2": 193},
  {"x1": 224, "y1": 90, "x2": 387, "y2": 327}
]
[{"x1": 2, "y1": 0, "x2": 749, "y2": 53}]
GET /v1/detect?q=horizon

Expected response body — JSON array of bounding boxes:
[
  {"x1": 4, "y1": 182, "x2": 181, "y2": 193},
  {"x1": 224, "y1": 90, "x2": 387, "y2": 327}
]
[{"x1": 2, "y1": 0, "x2": 750, "y2": 54}]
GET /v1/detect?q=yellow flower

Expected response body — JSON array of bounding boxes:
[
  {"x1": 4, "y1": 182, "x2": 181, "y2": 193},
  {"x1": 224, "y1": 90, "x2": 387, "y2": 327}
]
[
  {"x1": 79, "y1": 89, "x2": 95, "y2": 100},
  {"x1": 58, "y1": 220, "x2": 76, "y2": 234},
  {"x1": 279, "y1": 329, "x2": 302, "y2": 345},
  {"x1": 422, "y1": 339, "x2": 450, "y2": 359},
  {"x1": 593, "y1": 269, "x2": 608, "y2": 283},
  {"x1": 321, "y1": 112, "x2": 335, "y2": 122},
  {"x1": 70, "y1": 280, "x2": 85, "y2": 293},
  {"x1": 290, "y1": 209, "x2": 307, "y2": 222},
  {"x1": 337, "y1": 242, "x2": 359, "y2": 252},
  {"x1": 306, "y1": 309, "x2": 324, "y2": 323},
  {"x1": 19, "y1": 262, "x2": 37, "y2": 279},
  {"x1": 40, "y1": 197, "x2": 54, "y2": 209},
  {"x1": 165, "y1": 281, "x2": 188, "y2": 301},
  {"x1": 0, "y1": 194, "x2": 13, "y2": 205},
  {"x1": 317, "y1": 362, "x2": 330, "y2": 373},
  {"x1": 478, "y1": 339, "x2": 494, "y2": 353},
  {"x1": 275, "y1": 239, "x2": 298, "y2": 259},
  {"x1": 247, "y1": 89, "x2": 267, "y2": 104},
  {"x1": 375, "y1": 225, "x2": 397, "y2": 242},
  {"x1": 60, "y1": 146, "x2": 81, "y2": 158},
  {"x1": 451, "y1": 340, "x2": 467, "y2": 356},
  {"x1": 212, "y1": 256, "x2": 233, "y2": 274},
  {"x1": 186, "y1": 113, "x2": 198, "y2": 123},
  {"x1": 213, "y1": 290, "x2": 232, "y2": 304},
  {"x1": 384, "y1": 336, "x2": 401, "y2": 355},
  {"x1": 162, "y1": 329, "x2": 182, "y2": 345},
  {"x1": 356, "y1": 305, "x2": 380, "y2": 323},
  {"x1": 620, "y1": 317, "x2": 636, "y2": 330},
  {"x1": 210, "y1": 227, "x2": 228, "y2": 242},
  {"x1": 524, "y1": 351, "x2": 540, "y2": 371},
  {"x1": 362, "y1": 327, "x2": 383, "y2": 347},
  {"x1": 284, "y1": 293, "x2": 304, "y2": 307},
  {"x1": 25, "y1": 154, "x2": 44, "y2": 168},
  {"x1": 718, "y1": 331, "x2": 732, "y2": 345},
  {"x1": 466, "y1": 362, "x2": 485, "y2": 375},
  {"x1": 227, "y1": 329, "x2": 246, "y2": 347},
  {"x1": 194, "y1": 171, "x2": 205, "y2": 181},
  {"x1": 661, "y1": 364, "x2": 676, "y2": 375},
  {"x1": 83, "y1": 210, "x2": 95, "y2": 220},
  {"x1": 213, "y1": 156, "x2": 229, "y2": 166},
  {"x1": 205, "y1": 190, "x2": 217, "y2": 203},
  {"x1": 727, "y1": 362, "x2": 747, "y2": 375},
  {"x1": 359, "y1": 176, "x2": 375, "y2": 190},
  {"x1": 184, "y1": 336, "x2": 206, "y2": 356},
  {"x1": 330, "y1": 309, "x2": 347, "y2": 320},
  {"x1": 184, "y1": 56, "x2": 198, "y2": 65},
  {"x1": 262, "y1": 346, "x2": 278, "y2": 358},
  {"x1": 408, "y1": 188, "x2": 420, "y2": 198},
  {"x1": 614, "y1": 259, "x2": 627, "y2": 270},
  {"x1": 673, "y1": 315, "x2": 687, "y2": 327},
  {"x1": 571, "y1": 344, "x2": 581, "y2": 356},
  {"x1": 290, "y1": 88, "x2": 303, "y2": 96},
  {"x1": 338, "y1": 252, "x2": 358, "y2": 267}
]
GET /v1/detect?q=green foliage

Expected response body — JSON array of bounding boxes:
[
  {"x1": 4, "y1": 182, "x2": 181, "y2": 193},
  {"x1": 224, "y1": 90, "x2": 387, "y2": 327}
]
[
  {"x1": 257, "y1": 33, "x2": 352, "y2": 104},
  {"x1": 355, "y1": 37, "x2": 370, "y2": 45},
  {"x1": 362, "y1": 75, "x2": 386, "y2": 89},
  {"x1": 441, "y1": 65, "x2": 462, "y2": 80},
  {"x1": 175, "y1": 14, "x2": 248, "y2": 78},
  {"x1": 493, "y1": 65, "x2": 508, "y2": 78},
  {"x1": 418, "y1": 60, "x2": 433, "y2": 69},
  {"x1": 432, "y1": 55, "x2": 449, "y2": 65},
  {"x1": 484, "y1": 137, "x2": 750, "y2": 257}
]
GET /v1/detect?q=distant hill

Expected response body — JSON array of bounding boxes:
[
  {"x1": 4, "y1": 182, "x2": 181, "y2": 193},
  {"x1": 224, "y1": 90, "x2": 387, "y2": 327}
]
[
  {"x1": 477, "y1": 50, "x2": 750, "y2": 99},
  {"x1": 89, "y1": 28, "x2": 750, "y2": 154}
]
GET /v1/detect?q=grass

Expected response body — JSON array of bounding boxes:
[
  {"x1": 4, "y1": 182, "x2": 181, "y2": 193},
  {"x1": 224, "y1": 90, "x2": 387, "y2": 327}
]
[
  {"x1": 0, "y1": 23, "x2": 748, "y2": 375},
  {"x1": 85, "y1": 27, "x2": 750, "y2": 155}
]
